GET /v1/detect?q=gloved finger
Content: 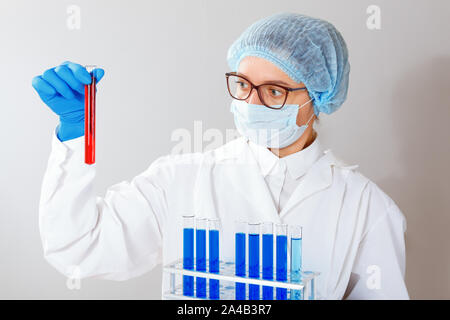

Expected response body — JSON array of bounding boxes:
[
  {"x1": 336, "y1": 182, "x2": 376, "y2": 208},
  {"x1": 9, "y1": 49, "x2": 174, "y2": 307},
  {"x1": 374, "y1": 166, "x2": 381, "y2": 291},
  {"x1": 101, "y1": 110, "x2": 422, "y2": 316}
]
[
  {"x1": 54, "y1": 65, "x2": 85, "y2": 94},
  {"x1": 42, "y1": 68, "x2": 75, "y2": 100},
  {"x1": 61, "y1": 61, "x2": 92, "y2": 85},
  {"x1": 32, "y1": 75, "x2": 56, "y2": 98},
  {"x1": 92, "y1": 68, "x2": 105, "y2": 83}
]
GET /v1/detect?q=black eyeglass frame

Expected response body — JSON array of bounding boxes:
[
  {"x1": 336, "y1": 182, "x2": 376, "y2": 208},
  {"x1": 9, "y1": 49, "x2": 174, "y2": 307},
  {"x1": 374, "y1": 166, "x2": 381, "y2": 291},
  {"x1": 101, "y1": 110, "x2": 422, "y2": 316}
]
[{"x1": 225, "y1": 71, "x2": 307, "y2": 109}]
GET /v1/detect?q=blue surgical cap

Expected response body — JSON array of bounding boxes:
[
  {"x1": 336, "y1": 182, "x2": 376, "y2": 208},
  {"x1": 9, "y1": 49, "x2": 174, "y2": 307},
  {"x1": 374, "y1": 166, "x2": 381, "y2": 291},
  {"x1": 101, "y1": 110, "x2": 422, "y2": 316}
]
[{"x1": 226, "y1": 12, "x2": 350, "y2": 115}]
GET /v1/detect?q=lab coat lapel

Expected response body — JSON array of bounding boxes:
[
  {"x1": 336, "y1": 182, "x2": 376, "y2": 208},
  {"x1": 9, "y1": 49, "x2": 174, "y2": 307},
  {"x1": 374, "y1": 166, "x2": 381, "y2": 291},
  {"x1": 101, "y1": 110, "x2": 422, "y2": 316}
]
[
  {"x1": 193, "y1": 137, "x2": 280, "y2": 222},
  {"x1": 192, "y1": 138, "x2": 281, "y2": 262},
  {"x1": 225, "y1": 138, "x2": 281, "y2": 224},
  {"x1": 279, "y1": 150, "x2": 335, "y2": 218}
]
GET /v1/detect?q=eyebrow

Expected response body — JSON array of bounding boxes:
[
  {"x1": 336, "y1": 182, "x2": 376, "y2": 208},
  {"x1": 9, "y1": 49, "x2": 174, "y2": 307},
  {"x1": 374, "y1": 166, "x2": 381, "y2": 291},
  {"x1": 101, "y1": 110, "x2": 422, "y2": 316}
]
[{"x1": 237, "y1": 72, "x2": 293, "y2": 87}]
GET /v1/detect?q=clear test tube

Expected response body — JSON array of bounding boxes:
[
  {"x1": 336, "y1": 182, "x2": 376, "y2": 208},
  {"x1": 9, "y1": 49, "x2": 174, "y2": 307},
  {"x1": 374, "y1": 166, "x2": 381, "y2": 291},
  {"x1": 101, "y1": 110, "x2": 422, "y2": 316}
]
[
  {"x1": 290, "y1": 225, "x2": 303, "y2": 300},
  {"x1": 235, "y1": 221, "x2": 247, "y2": 300},
  {"x1": 262, "y1": 222, "x2": 274, "y2": 300},
  {"x1": 310, "y1": 274, "x2": 316, "y2": 300},
  {"x1": 248, "y1": 222, "x2": 261, "y2": 300},
  {"x1": 195, "y1": 218, "x2": 207, "y2": 298},
  {"x1": 182, "y1": 215, "x2": 195, "y2": 296},
  {"x1": 304, "y1": 271, "x2": 316, "y2": 300},
  {"x1": 208, "y1": 218, "x2": 220, "y2": 300},
  {"x1": 275, "y1": 223, "x2": 288, "y2": 300}
]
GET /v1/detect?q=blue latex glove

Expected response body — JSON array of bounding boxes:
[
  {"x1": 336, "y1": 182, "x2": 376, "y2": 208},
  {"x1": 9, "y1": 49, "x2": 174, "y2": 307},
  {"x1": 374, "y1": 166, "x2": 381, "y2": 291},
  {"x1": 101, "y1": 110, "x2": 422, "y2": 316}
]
[{"x1": 32, "y1": 61, "x2": 105, "y2": 141}]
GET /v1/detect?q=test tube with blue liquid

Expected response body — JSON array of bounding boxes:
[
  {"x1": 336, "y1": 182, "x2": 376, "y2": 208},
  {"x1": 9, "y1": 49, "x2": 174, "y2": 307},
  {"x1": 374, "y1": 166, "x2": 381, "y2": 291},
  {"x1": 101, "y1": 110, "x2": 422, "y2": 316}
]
[
  {"x1": 248, "y1": 223, "x2": 260, "y2": 300},
  {"x1": 276, "y1": 223, "x2": 288, "y2": 300},
  {"x1": 183, "y1": 215, "x2": 194, "y2": 296},
  {"x1": 290, "y1": 225, "x2": 303, "y2": 300},
  {"x1": 235, "y1": 221, "x2": 246, "y2": 299},
  {"x1": 262, "y1": 222, "x2": 274, "y2": 300},
  {"x1": 208, "y1": 218, "x2": 220, "y2": 300},
  {"x1": 195, "y1": 218, "x2": 207, "y2": 298}
]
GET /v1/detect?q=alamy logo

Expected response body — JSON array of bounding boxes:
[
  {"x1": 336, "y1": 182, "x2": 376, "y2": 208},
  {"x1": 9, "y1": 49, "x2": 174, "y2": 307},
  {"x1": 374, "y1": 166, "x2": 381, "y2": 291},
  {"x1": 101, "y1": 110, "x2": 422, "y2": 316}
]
[
  {"x1": 366, "y1": 5, "x2": 381, "y2": 30},
  {"x1": 366, "y1": 265, "x2": 381, "y2": 290},
  {"x1": 66, "y1": 5, "x2": 81, "y2": 30},
  {"x1": 66, "y1": 265, "x2": 81, "y2": 290}
]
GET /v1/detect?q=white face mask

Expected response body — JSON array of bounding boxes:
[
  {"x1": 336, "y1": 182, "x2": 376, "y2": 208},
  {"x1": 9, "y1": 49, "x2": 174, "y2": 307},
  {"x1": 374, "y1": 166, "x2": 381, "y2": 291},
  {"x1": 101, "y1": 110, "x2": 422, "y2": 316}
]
[{"x1": 230, "y1": 98, "x2": 314, "y2": 148}]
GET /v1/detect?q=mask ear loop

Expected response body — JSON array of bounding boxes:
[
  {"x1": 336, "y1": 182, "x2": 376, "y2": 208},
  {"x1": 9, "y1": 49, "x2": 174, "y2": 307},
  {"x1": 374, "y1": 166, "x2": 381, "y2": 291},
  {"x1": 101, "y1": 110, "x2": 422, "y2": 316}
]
[
  {"x1": 305, "y1": 112, "x2": 315, "y2": 126},
  {"x1": 297, "y1": 97, "x2": 314, "y2": 110},
  {"x1": 298, "y1": 98, "x2": 315, "y2": 126}
]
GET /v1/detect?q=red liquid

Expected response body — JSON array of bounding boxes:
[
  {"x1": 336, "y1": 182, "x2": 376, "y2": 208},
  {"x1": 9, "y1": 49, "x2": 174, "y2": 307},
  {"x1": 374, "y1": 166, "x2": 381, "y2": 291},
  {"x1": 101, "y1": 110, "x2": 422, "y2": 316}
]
[{"x1": 84, "y1": 76, "x2": 96, "y2": 164}]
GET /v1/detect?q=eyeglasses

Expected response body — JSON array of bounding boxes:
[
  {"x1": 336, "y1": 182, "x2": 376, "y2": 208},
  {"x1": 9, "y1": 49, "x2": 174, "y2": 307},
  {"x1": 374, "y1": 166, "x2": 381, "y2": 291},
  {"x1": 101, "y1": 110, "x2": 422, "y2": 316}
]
[{"x1": 225, "y1": 72, "x2": 307, "y2": 109}]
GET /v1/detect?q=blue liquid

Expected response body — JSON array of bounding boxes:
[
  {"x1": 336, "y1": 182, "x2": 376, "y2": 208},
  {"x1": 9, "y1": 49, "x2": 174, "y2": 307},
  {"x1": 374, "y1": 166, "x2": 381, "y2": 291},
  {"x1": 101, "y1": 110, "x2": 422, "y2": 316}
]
[
  {"x1": 209, "y1": 229, "x2": 220, "y2": 300},
  {"x1": 183, "y1": 228, "x2": 194, "y2": 296},
  {"x1": 196, "y1": 228, "x2": 206, "y2": 298},
  {"x1": 235, "y1": 232, "x2": 246, "y2": 299},
  {"x1": 290, "y1": 237, "x2": 303, "y2": 300},
  {"x1": 249, "y1": 233, "x2": 260, "y2": 300},
  {"x1": 276, "y1": 234, "x2": 287, "y2": 300},
  {"x1": 262, "y1": 233, "x2": 274, "y2": 300}
]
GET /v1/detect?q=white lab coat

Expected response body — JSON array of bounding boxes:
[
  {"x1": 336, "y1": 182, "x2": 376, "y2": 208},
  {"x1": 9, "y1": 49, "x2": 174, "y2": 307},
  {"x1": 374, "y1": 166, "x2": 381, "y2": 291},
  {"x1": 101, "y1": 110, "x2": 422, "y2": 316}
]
[{"x1": 39, "y1": 128, "x2": 409, "y2": 299}]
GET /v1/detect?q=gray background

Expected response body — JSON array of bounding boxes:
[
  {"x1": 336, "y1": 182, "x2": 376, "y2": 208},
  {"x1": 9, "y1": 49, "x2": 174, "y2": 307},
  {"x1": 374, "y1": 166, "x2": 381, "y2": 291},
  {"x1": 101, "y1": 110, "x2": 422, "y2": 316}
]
[{"x1": 1, "y1": 0, "x2": 449, "y2": 299}]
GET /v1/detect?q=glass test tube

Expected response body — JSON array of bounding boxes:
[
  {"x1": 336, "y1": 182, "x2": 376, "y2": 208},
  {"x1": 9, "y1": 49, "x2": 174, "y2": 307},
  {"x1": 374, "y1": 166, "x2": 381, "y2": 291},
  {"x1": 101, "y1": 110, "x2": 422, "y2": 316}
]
[
  {"x1": 302, "y1": 271, "x2": 315, "y2": 300},
  {"x1": 276, "y1": 223, "x2": 288, "y2": 300},
  {"x1": 235, "y1": 221, "x2": 247, "y2": 300},
  {"x1": 290, "y1": 225, "x2": 303, "y2": 300},
  {"x1": 84, "y1": 65, "x2": 96, "y2": 165},
  {"x1": 208, "y1": 219, "x2": 220, "y2": 300},
  {"x1": 183, "y1": 215, "x2": 194, "y2": 296},
  {"x1": 262, "y1": 222, "x2": 274, "y2": 300},
  {"x1": 196, "y1": 218, "x2": 207, "y2": 298},
  {"x1": 248, "y1": 223, "x2": 260, "y2": 300}
]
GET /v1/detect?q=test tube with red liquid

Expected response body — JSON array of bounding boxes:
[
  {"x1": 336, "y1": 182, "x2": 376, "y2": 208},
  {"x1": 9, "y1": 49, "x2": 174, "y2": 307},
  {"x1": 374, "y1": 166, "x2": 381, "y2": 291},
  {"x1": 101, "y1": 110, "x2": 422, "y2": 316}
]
[{"x1": 84, "y1": 65, "x2": 96, "y2": 165}]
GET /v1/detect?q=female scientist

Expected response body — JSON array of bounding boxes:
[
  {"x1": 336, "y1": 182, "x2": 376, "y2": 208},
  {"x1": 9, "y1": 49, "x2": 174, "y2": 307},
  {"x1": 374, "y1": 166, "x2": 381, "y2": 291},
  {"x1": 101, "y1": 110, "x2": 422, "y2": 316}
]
[{"x1": 32, "y1": 12, "x2": 409, "y2": 299}]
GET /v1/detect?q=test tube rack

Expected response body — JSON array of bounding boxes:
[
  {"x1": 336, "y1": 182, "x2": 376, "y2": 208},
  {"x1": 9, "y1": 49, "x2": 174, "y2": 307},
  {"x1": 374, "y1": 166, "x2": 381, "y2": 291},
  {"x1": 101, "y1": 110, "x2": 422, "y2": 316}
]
[{"x1": 162, "y1": 259, "x2": 320, "y2": 300}]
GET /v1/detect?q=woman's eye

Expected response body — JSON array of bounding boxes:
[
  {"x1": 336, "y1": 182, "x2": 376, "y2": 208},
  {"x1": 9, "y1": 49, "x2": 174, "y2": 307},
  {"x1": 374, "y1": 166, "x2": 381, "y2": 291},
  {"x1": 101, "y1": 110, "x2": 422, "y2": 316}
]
[
  {"x1": 271, "y1": 89, "x2": 282, "y2": 96},
  {"x1": 237, "y1": 81, "x2": 248, "y2": 89}
]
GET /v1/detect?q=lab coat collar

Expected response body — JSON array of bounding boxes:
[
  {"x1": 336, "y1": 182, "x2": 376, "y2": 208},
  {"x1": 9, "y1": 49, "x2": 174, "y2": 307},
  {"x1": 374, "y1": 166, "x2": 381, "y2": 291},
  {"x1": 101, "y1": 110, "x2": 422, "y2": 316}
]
[
  {"x1": 200, "y1": 136, "x2": 282, "y2": 225},
  {"x1": 247, "y1": 135, "x2": 324, "y2": 180},
  {"x1": 211, "y1": 136, "x2": 340, "y2": 220},
  {"x1": 279, "y1": 149, "x2": 335, "y2": 217}
]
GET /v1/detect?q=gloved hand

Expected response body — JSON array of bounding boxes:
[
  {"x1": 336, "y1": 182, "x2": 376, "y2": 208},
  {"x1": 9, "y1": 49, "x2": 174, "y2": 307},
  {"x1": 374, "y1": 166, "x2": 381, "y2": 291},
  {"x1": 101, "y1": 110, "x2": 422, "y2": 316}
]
[{"x1": 32, "y1": 61, "x2": 105, "y2": 141}]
